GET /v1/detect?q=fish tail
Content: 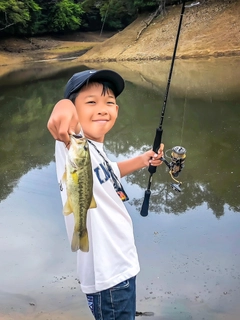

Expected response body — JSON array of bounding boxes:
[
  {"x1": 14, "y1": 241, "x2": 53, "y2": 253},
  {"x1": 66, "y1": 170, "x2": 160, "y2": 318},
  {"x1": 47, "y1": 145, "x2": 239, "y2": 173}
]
[
  {"x1": 80, "y1": 230, "x2": 89, "y2": 252},
  {"x1": 71, "y1": 229, "x2": 89, "y2": 252}
]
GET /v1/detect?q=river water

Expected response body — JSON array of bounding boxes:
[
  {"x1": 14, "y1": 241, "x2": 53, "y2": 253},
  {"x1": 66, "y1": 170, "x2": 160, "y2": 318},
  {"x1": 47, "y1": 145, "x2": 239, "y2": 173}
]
[{"x1": 0, "y1": 57, "x2": 240, "y2": 320}]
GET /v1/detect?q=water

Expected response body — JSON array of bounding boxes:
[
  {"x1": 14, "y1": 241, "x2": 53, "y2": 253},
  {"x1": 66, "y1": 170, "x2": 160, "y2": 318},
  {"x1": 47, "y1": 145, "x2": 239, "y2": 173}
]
[{"x1": 0, "y1": 57, "x2": 240, "y2": 320}]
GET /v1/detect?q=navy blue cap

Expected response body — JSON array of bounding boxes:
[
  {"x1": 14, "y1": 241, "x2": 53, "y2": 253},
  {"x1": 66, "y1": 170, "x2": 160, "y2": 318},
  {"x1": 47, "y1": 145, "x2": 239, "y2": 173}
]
[{"x1": 64, "y1": 69, "x2": 125, "y2": 99}]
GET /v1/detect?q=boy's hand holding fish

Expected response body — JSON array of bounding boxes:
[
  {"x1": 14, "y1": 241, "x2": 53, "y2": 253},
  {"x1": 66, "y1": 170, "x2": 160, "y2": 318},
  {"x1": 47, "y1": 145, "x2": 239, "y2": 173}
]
[{"x1": 47, "y1": 99, "x2": 81, "y2": 147}]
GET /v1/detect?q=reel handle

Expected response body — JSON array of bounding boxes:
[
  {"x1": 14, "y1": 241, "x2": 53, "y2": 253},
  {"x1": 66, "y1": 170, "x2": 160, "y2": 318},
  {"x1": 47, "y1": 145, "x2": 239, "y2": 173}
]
[{"x1": 148, "y1": 128, "x2": 163, "y2": 174}]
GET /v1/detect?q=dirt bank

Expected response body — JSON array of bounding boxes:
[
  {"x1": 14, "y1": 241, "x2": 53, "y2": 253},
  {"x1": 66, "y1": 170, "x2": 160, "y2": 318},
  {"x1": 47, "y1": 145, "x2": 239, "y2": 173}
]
[
  {"x1": 0, "y1": 32, "x2": 112, "y2": 76},
  {"x1": 0, "y1": 0, "x2": 239, "y2": 73},
  {"x1": 78, "y1": 0, "x2": 240, "y2": 62}
]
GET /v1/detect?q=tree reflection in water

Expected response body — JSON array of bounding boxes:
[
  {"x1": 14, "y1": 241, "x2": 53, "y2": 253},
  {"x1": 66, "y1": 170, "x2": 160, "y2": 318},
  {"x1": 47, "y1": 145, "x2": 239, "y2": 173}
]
[{"x1": 0, "y1": 63, "x2": 240, "y2": 219}]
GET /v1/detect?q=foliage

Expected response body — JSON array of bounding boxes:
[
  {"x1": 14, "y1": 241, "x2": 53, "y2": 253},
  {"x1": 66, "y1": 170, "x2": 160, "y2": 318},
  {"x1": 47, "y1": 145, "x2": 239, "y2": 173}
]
[
  {"x1": 0, "y1": 0, "x2": 182, "y2": 36},
  {"x1": 47, "y1": 0, "x2": 83, "y2": 33},
  {"x1": 0, "y1": 0, "x2": 41, "y2": 33},
  {"x1": 99, "y1": 0, "x2": 136, "y2": 30},
  {"x1": 133, "y1": 0, "x2": 161, "y2": 11},
  {"x1": 0, "y1": 0, "x2": 83, "y2": 34}
]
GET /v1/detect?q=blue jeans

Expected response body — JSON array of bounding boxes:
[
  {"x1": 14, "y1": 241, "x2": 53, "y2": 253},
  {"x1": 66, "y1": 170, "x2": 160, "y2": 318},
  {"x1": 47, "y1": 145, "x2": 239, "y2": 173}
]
[{"x1": 86, "y1": 276, "x2": 136, "y2": 320}]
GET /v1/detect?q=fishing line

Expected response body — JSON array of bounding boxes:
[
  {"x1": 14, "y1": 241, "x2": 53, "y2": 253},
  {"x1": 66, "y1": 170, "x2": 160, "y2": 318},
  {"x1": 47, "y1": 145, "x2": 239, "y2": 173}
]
[
  {"x1": 140, "y1": 0, "x2": 200, "y2": 217},
  {"x1": 180, "y1": 95, "x2": 187, "y2": 146}
]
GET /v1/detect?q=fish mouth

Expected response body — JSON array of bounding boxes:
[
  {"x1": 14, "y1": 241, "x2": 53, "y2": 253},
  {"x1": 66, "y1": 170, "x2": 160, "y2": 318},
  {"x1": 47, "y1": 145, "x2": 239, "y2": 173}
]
[
  {"x1": 70, "y1": 134, "x2": 86, "y2": 146},
  {"x1": 72, "y1": 133, "x2": 83, "y2": 139}
]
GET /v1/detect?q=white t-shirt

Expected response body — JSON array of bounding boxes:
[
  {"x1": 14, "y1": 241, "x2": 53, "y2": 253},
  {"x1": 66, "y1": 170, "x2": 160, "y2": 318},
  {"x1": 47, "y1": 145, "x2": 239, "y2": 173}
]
[{"x1": 55, "y1": 139, "x2": 140, "y2": 294}]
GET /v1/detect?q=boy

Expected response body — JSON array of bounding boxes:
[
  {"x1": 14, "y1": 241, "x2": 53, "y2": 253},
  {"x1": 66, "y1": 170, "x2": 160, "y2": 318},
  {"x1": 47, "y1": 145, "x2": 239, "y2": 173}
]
[{"x1": 47, "y1": 69, "x2": 164, "y2": 319}]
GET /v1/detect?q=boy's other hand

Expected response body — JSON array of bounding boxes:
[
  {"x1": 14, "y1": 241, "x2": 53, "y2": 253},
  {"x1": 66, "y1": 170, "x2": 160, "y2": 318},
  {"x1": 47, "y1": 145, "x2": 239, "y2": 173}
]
[
  {"x1": 47, "y1": 99, "x2": 81, "y2": 146},
  {"x1": 143, "y1": 143, "x2": 164, "y2": 167}
]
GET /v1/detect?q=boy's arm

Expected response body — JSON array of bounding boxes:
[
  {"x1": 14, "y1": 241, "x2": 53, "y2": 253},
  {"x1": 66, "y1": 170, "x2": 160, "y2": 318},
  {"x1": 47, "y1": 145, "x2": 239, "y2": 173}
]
[
  {"x1": 117, "y1": 144, "x2": 164, "y2": 177},
  {"x1": 47, "y1": 99, "x2": 80, "y2": 146}
]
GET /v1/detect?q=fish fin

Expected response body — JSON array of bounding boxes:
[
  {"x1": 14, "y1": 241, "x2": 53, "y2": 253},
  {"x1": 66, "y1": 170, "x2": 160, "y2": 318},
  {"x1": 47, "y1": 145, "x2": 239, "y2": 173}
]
[
  {"x1": 89, "y1": 196, "x2": 97, "y2": 209},
  {"x1": 63, "y1": 199, "x2": 73, "y2": 216},
  {"x1": 71, "y1": 230, "x2": 89, "y2": 252}
]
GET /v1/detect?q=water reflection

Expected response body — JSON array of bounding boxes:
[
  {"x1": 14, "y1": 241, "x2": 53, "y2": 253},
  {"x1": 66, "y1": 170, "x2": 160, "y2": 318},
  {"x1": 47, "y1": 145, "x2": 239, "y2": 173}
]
[
  {"x1": 0, "y1": 58, "x2": 240, "y2": 319},
  {"x1": 1, "y1": 67, "x2": 239, "y2": 216}
]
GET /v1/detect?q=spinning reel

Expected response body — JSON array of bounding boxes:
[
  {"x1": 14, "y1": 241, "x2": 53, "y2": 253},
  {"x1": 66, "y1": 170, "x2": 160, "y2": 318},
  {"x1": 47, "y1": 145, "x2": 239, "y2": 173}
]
[
  {"x1": 160, "y1": 146, "x2": 187, "y2": 192},
  {"x1": 140, "y1": 0, "x2": 197, "y2": 216}
]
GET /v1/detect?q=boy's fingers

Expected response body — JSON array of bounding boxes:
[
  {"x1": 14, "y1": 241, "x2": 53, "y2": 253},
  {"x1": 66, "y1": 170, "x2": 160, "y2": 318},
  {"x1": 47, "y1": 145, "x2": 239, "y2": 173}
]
[
  {"x1": 57, "y1": 121, "x2": 71, "y2": 143},
  {"x1": 157, "y1": 144, "x2": 164, "y2": 158},
  {"x1": 159, "y1": 143, "x2": 164, "y2": 152},
  {"x1": 47, "y1": 121, "x2": 59, "y2": 141},
  {"x1": 75, "y1": 122, "x2": 81, "y2": 134},
  {"x1": 58, "y1": 131, "x2": 70, "y2": 144},
  {"x1": 65, "y1": 141, "x2": 71, "y2": 149},
  {"x1": 58, "y1": 120, "x2": 81, "y2": 145},
  {"x1": 69, "y1": 122, "x2": 81, "y2": 135},
  {"x1": 47, "y1": 105, "x2": 80, "y2": 143}
]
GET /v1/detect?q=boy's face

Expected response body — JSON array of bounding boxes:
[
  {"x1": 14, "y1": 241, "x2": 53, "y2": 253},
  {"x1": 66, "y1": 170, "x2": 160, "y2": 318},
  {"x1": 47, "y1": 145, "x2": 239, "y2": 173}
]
[{"x1": 74, "y1": 83, "x2": 119, "y2": 142}]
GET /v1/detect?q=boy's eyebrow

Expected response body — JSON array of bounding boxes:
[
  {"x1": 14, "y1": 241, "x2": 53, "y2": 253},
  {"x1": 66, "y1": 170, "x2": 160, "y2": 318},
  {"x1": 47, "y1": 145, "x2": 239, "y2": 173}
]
[{"x1": 84, "y1": 94, "x2": 116, "y2": 99}]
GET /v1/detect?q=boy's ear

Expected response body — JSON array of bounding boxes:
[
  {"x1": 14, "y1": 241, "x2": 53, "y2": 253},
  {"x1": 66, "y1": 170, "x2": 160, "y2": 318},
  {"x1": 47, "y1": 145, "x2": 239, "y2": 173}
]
[{"x1": 116, "y1": 104, "x2": 119, "y2": 116}]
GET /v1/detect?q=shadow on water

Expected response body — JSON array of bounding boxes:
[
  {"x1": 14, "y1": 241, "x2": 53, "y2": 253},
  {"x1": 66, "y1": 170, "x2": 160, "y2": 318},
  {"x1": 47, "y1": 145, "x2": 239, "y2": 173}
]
[{"x1": 0, "y1": 57, "x2": 240, "y2": 320}]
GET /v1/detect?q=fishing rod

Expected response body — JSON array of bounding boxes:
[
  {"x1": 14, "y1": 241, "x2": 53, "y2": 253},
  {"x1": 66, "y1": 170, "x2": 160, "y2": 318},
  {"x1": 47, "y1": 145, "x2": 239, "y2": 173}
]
[{"x1": 140, "y1": 0, "x2": 200, "y2": 217}]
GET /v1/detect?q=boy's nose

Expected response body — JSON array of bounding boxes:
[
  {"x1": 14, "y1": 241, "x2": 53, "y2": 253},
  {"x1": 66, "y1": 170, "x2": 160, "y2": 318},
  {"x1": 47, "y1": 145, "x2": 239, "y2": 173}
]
[
  {"x1": 97, "y1": 110, "x2": 107, "y2": 115},
  {"x1": 97, "y1": 105, "x2": 108, "y2": 114}
]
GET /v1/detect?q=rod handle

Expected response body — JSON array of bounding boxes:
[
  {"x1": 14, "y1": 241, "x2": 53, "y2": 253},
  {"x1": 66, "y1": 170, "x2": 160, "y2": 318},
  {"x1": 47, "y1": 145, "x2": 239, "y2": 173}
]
[
  {"x1": 140, "y1": 190, "x2": 151, "y2": 217},
  {"x1": 148, "y1": 127, "x2": 163, "y2": 174}
]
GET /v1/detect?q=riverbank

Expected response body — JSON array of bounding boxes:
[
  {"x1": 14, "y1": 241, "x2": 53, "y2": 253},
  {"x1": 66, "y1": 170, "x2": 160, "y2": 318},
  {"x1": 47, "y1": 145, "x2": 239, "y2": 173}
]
[
  {"x1": 78, "y1": 0, "x2": 240, "y2": 62},
  {"x1": 0, "y1": 0, "x2": 239, "y2": 76},
  {"x1": 0, "y1": 32, "x2": 112, "y2": 77}
]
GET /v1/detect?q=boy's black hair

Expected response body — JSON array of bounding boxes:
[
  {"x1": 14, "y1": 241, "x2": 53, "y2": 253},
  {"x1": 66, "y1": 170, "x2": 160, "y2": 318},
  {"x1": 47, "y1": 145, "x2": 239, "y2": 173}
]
[{"x1": 69, "y1": 81, "x2": 116, "y2": 104}]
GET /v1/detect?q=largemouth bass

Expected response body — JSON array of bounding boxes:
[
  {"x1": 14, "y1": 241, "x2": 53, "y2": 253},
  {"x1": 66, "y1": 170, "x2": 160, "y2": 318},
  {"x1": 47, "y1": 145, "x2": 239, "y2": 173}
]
[{"x1": 62, "y1": 134, "x2": 97, "y2": 252}]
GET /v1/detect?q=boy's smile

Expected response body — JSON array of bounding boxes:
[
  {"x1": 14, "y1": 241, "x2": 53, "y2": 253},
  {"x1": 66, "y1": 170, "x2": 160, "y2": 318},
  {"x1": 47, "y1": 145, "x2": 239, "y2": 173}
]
[{"x1": 74, "y1": 83, "x2": 119, "y2": 142}]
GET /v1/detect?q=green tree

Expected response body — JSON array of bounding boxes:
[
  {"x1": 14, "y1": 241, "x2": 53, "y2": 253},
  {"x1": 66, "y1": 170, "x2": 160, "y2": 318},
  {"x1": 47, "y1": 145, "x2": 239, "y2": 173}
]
[
  {"x1": 0, "y1": 0, "x2": 84, "y2": 34},
  {"x1": 47, "y1": 0, "x2": 84, "y2": 32},
  {"x1": 0, "y1": 0, "x2": 40, "y2": 33},
  {"x1": 81, "y1": 0, "x2": 173, "y2": 31},
  {"x1": 82, "y1": 0, "x2": 136, "y2": 30},
  {"x1": 0, "y1": 0, "x2": 183, "y2": 37},
  {"x1": 134, "y1": 0, "x2": 160, "y2": 11}
]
